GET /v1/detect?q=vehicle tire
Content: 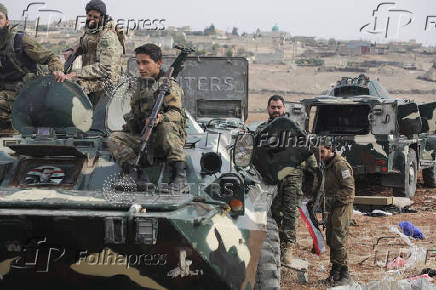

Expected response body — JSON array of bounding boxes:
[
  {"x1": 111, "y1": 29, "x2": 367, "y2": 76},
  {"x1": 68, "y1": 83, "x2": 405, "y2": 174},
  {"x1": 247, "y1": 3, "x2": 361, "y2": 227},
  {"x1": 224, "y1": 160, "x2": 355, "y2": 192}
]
[
  {"x1": 422, "y1": 154, "x2": 436, "y2": 187},
  {"x1": 393, "y1": 148, "x2": 417, "y2": 197},
  {"x1": 254, "y1": 214, "x2": 281, "y2": 290}
]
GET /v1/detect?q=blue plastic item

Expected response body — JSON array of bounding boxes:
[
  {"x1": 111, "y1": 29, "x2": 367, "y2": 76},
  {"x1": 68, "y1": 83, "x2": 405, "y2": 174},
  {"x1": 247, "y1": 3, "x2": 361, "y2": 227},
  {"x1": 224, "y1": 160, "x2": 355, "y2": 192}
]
[{"x1": 399, "y1": 221, "x2": 425, "y2": 240}]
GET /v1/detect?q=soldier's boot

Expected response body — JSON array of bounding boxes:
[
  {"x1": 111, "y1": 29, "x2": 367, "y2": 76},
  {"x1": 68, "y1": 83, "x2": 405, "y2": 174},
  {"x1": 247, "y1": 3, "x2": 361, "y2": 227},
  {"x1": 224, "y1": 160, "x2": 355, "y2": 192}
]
[
  {"x1": 320, "y1": 263, "x2": 340, "y2": 285},
  {"x1": 112, "y1": 164, "x2": 151, "y2": 191},
  {"x1": 160, "y1": 161, "x2": 189, "y2": 193},
  {"x1": 280, "y1": 242, "x2": 295, "y2": 267},
  {"x1": 334, "y1": 265, "x2": 351, "y2": 286}
]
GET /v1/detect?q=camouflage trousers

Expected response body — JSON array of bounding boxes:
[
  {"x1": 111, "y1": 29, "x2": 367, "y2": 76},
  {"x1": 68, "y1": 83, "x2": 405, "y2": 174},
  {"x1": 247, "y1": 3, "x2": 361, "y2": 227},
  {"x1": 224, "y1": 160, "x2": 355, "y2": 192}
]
[
  {"x1": 272, "y1": 173, "x2": 303, "y2": 243},
  {"x1": 0, "y1": 89, "x2": 17, "y2": 129},
  {"x1": 326, "y1": 202, "x2": 353, "y2": 266},
  {"x1": 107, "y1": 121, "x2": 186, "y2": 167},
  {"x1": 76, "y1": 79, "x2": 106, "y2": 107}
]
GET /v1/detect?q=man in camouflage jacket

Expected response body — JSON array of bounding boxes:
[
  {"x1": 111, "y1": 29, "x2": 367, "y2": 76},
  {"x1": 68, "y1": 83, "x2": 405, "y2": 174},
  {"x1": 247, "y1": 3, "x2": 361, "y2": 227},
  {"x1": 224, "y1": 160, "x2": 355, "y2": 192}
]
[
  {"x1": 319, "y1": 138, "x2": 355, "y2": 286},
  {"x1": 65, "y1": 0, "x2": 124, "y2": 106},
  {"x1": 0, "y1": 3, "x2": 65, "y2": 131},
  {"x1": 108, "y1": 43, "x2": 188, "y2": 192},
  {"x1": 255, "y1": 95, "x2": 318, "y2": 266}
]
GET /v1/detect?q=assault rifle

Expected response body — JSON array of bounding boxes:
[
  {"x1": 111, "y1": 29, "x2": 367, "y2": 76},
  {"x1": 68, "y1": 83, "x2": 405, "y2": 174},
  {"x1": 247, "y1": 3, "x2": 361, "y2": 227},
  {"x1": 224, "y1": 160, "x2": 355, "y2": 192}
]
[
  {"x1": 135, "y1": 45, "x2": 195, "y2": 168},
  {"x1": 63, "y1": 49, "x2": 79, "y2": 74},
  {"x1": 307, "y1": 147, "x2": 327, "y2": 230}
]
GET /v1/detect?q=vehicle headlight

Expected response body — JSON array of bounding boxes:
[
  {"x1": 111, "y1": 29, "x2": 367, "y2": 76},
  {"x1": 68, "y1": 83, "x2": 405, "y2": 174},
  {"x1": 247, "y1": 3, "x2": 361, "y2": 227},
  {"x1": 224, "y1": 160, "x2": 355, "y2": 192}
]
[{"x1": 233, "y1": 133, "x2": 254, "y2": 168}]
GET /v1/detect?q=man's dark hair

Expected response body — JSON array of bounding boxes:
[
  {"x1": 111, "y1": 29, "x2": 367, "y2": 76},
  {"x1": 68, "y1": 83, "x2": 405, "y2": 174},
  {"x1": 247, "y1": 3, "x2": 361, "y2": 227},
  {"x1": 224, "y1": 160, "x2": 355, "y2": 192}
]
[
  {"x1": 134, "y1": 43, "x2": 162, "y2": 62},
  {"x1": 267, "y1": 94, "x2": 284, "y2": 106},
  {"x1": 85, "y1": 0, "x2": 107, "y2": 16}
]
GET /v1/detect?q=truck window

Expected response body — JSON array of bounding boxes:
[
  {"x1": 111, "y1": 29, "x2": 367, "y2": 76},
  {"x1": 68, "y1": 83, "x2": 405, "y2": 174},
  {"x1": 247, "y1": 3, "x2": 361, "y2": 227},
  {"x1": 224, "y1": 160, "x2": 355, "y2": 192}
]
[
  {"x1": 332, "y1": 86, "x2": 370, "y2": 97},
  {"x1": 311, "y1": 104, "x2": 371, "y2": 134}
]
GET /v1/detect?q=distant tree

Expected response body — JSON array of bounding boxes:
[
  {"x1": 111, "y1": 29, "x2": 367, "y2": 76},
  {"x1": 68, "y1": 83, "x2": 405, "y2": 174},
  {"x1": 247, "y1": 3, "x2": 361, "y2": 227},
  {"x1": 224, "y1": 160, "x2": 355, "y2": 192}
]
[
  {"x1": 232, "y1": 27, "x2": 238, "y2": 36},
  {"x1": 171, "y1": 31, "x2": 188, "y2": 46},
  {"x1": 236, "y1": 47, "x2": 246, "y2": 56},
  {"x1": 211, "y1": 43, "x2": 220, "y2": 51},
  {"x1": 225, "y1": 48, "x2": 233, "y2": 57},
  {"x1": 195, "y1": 49, "x2": 207, "y2": 56}
]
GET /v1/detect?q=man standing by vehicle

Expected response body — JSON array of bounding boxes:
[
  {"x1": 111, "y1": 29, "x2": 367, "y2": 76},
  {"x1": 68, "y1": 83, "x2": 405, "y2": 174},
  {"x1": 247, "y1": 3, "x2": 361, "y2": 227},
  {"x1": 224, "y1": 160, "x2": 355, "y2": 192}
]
[
  {"x1": 108, "y1": 43, "x2": 188, "y2": 192},
  {"x1": 255, "y1": 94, "x2": 318, "y2": 266},
  {"x1": 0, "y1": 3, "x2": 66, "y2": 132},
  {"x1": 64, "y1": 0, "x2": 124, "y2": 106},
  {"x1": 319, "y1": 137, "x2": 354, "y2": 286}
]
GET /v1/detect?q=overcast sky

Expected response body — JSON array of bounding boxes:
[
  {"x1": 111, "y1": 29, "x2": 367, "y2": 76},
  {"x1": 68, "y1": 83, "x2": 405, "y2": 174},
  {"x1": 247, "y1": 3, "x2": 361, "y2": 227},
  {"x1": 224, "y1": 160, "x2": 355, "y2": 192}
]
[{"x1": 3, "y1": 0, "x2": 436, "y2": 45}]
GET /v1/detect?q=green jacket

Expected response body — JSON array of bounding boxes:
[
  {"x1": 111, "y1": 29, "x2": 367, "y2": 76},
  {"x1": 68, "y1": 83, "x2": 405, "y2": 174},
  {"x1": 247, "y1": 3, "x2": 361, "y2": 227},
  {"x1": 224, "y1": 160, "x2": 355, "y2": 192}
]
[
  {"x1": 323, "y1": 154, "x2": 355, "y2": 205},
  {"x1": 0, "y1": 28, "x2": 62, "y2": 89},
  {"x1": 124, "y1": 74, "x2": 187, "y2": 134}
]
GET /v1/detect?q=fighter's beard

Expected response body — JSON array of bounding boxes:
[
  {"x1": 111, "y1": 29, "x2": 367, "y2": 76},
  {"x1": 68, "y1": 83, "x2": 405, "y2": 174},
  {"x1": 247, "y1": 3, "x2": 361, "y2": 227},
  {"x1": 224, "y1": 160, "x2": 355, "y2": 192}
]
[{"x1": 85, "y1": 19, "x2": 99, "y2": 32}]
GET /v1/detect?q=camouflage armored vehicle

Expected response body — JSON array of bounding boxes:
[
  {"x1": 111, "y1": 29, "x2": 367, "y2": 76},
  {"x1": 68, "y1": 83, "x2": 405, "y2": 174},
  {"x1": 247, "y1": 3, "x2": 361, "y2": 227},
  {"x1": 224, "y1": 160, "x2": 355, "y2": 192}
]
[
  {"x1": 0, "y1": 57, "x2": 282, "y2": 289},
  {"x1": 286, "y1": 74, "x2": 436, "y2": 197}
]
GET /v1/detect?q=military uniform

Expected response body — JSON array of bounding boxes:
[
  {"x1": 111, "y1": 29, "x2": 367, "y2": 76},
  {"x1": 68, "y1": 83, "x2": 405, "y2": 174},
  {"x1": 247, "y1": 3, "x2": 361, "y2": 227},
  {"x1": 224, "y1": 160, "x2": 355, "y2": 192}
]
[
  {"x1": 323, "y1": 153, "x2": 355, "y2": 283},
  {"x1": 255, "y1": 120, "x2": 318, "y2": 243},
  {"x1": 273, "y1": 155, "x2": 318, "y2": 243},
  {"x1": 108, "y1": 74, "x2": 187, "y2": 168},
  {"x1": 0, "y1": 28, "x2": 63, "y2": 129},
  {"x1": 76, "y1": 18, "x2": 124, "y2": 105}
]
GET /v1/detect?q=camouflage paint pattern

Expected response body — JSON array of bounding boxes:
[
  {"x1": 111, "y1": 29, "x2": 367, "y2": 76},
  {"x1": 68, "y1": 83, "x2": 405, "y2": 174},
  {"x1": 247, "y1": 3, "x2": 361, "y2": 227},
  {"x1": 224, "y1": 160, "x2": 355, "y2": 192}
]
[{"x1": 296, "y1": 92, "x2": 436, "y2": 193}]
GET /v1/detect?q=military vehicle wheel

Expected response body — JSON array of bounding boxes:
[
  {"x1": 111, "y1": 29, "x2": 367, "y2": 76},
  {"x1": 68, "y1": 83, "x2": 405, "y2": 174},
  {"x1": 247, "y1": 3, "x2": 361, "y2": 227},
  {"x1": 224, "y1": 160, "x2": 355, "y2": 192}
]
[
  {"x1": 255, "y1": 214, "x2": 281, "y2": 290},
  {"x1": 393, "y1": 149, "x2": 417, "y2": 197},
  {"x1": 422, "y1": 155, "x2": 436, "y2": 187}
]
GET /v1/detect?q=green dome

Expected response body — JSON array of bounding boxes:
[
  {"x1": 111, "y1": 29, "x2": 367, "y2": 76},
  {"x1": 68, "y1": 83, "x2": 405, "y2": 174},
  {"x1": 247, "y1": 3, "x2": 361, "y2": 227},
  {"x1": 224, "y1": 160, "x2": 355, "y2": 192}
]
[{"x1": 272, "y1": 24, "x2": 279, "y2": 32}]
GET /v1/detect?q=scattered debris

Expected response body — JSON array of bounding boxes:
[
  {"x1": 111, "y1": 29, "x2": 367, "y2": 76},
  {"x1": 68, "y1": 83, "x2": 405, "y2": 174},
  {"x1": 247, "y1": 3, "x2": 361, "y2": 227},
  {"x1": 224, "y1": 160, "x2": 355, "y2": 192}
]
[
  {"x1": 354, "y1": 196, "x2": 392, "y2": 206},
  {"x1": 287, "y1": 258, "x2": 309, "y2": 272},
  {"x1": 365, "y1": 209, "x2": 392, "y2": 217},
  {"x1": 352, "y1": 209, "x2": 363, "y2": 216},
  {"x1": 329, "y1": 277, "x2": 436, "y2": 289},
  {"x1": 386, "y1": 257, "x2": 405, "y2": 270},
  {"x1": 421, "y1": 268, "x2": 436, "y2": 277},
  {"x1": 399, "y1": 221, "x2": 425, "y2": 240},
  {"x1": 407, "y1": 273, "x2": 434, "y2": 283},
  {"x1": 401, "y1": 206, "x2": 418, "y2": 213},
  {"x1": 392, "y1": 197, "x2": 413, "y2": 209},
  {"x1": 390, "y1": 226, "x2": 413, "y2": 247},
  {"x1": 287, "y1": 258, "x2": 309, "y2": 284}
]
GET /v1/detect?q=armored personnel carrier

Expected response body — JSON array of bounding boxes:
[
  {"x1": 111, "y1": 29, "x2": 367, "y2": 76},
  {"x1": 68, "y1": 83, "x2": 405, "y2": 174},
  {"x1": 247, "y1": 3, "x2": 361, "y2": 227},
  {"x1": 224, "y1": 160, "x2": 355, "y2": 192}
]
[
  {"x1": 286, "y1": 74, "x2": 436, "y2": 197},
  {"x1": 0, "y1": 57, "x2": 282, "y2": 289}
]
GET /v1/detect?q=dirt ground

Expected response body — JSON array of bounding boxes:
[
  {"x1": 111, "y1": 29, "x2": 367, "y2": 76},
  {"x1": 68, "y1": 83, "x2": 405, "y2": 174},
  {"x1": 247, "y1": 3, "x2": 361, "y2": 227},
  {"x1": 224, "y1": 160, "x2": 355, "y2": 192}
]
[
  {"x1": 246, "y1": 54, "x2": 436, "y2": 123},
  {"x1": 280, "y1": 179, "x2": 436, "y2": 289}
]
